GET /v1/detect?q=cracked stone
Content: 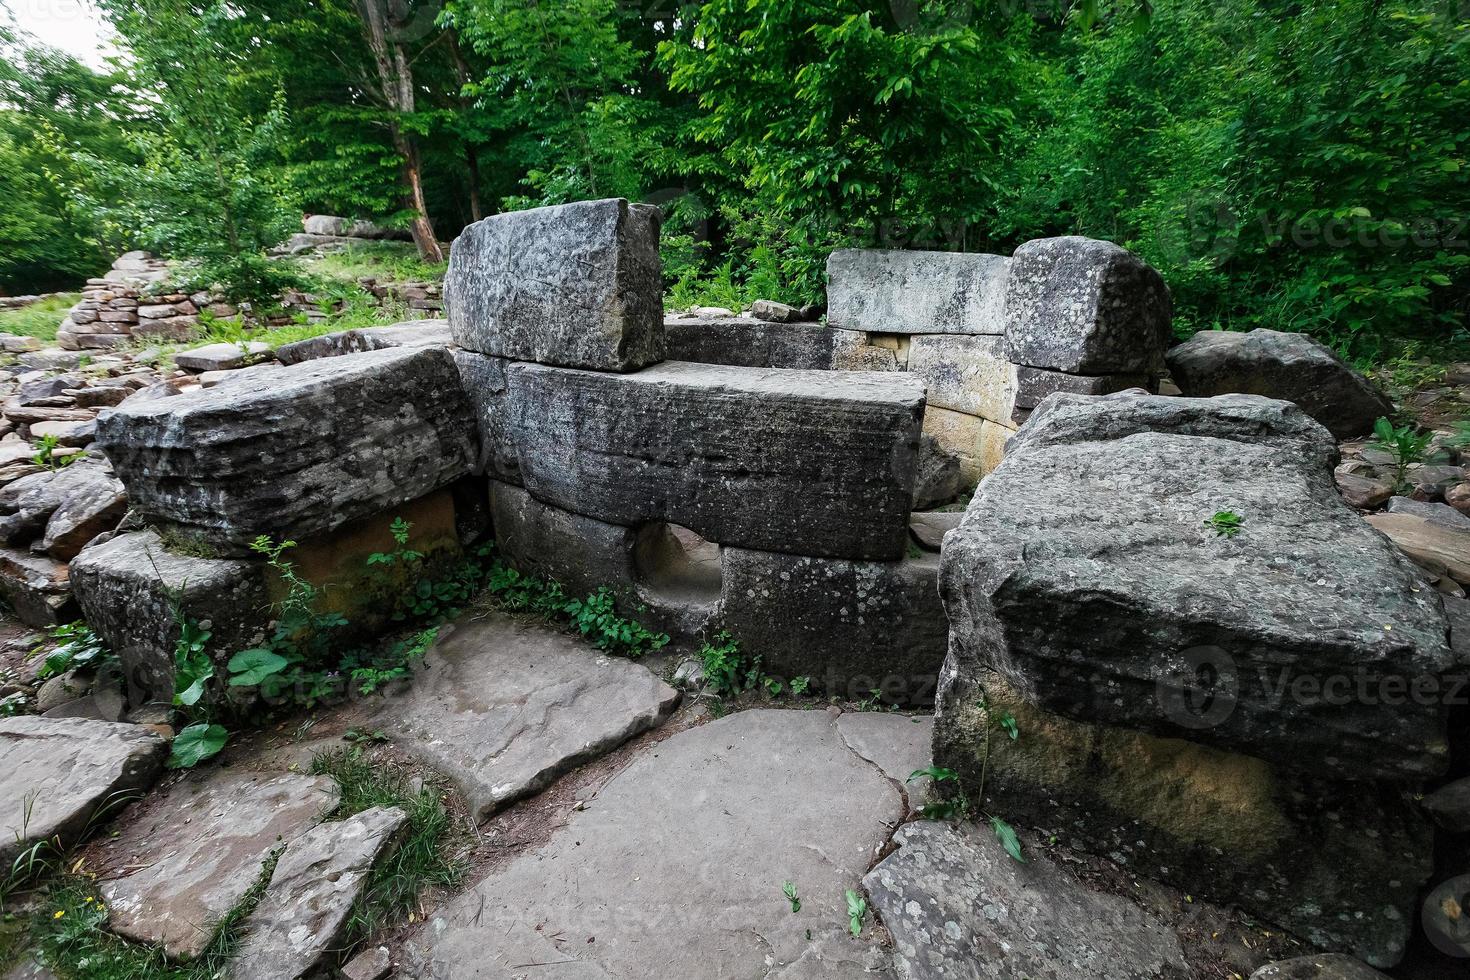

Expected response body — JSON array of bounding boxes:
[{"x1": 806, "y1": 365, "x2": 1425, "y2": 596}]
[
  {"x1": 399, "y1": 708, "x2": 927, "y2": 979},
  {"x1": 370, "y1": 612, "x2": 679, "y2": 819}
]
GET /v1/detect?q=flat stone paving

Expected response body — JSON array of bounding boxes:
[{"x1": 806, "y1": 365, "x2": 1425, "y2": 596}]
[
  {"x1": 370, "y1": 612, "x2": 679, "y2": 820},
  {"x1": 401, "y1": 708, "x2": 930, "y2": 979}
]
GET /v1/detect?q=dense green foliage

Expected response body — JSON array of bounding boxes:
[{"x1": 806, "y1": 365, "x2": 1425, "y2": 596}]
[{"x1": 1, "y1": 0, "x2": 1465, "y2": 354}]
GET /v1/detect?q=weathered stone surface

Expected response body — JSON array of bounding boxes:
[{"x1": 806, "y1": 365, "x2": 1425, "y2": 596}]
[
  {"x1": 921, "y1": 406, "x2": 985, "y2": 487},
  {"x1": 1167, "y1": 329, "x2": 1393, "y2": 439},
  {"x1": 1422, "y1": 873, "x2": 1470, "y2": 959},
  {"x1": 827, "y1": 248, "x2": 1009, "y2": 335},
  {"x1": 933, "y1": 669, "x2": 1433, "y2": 968},
  {"x1": 1248, "y1": 955, "x2": 1390, "y2": 980},
  {"x1": 340, "y1": 946, "x2": 392, "y2": 980},
  {"x1": 978, "y1": 417, "x2": 1012, "y2": 475},
  {"x1": 663, "y1": 315, "x2": 894, "y2": 371},
  {"x1": 38, "y1": 462, "x2": 127, "y2": 560},
  {"x1": 0, "y1": 717, "x2": 166, "y2": 871},
  {"x1": 719, "y1": 549, "x2": 947, "y2": 704},
  {"x1": 1336, "y1": 471, "x2": 1395, "y2": 510},
  {"x1": 1366, "y1": 513, "x2": 1470, "y2": 586},
  {"x1": 1004, "y1": 236, "x2": 1171, "y2": 374},
  {"x1": 99, "y1": 772, "x2": 340, "y2": 961},
  {"x1": 231, "y1": 806, "x2": 409, "y2": 980},
  {"x1": 302, "y1": 214, "x2": 409, "y2": 240},
  {"x1": 274, "y1": 319, "x2": 451, "y2": 365},
  {"x1": 95, "y1": 346, "x2": 477, "y2": 551},
  {"x1": 939, "y1": 391, "x2": 1453, "y2": 782},
  {"x1": 1385, "y1": 495, "x2": 1470, "y2": 528},
  {"x1": 72, "y1": 530, "x2": 266, "y2": 708},
  {"x1": 1422, "y1": 776, "x2": 1470, "y2": 832},
  {"x1": 448, "y1": 349, "x2": 521, "y2": 484},
  {"x1": 1014, "y1": 364, "x2": 1154, "y2": 409},
  {"x1": 446, "y1": 198, "x2": 664, "y2": 371},
  {"x1": 866, "y1": 820, "x2": 1189, "y2": 980},
  {"x1": 510, "y1": 361, "x2": 925, "y2": 560},
  {"x1": 911, "y1": 432, "x2": 960, "y2": 509},
  {"x1": 371, "y1": 613, "x2": 678, "y2": 819},
  {"x1": 0, "y1": 547, "x2": 74, "y2": 626},
  {"x1": 400, "y1": 709, "x2": 923, "y2": 979},
  {"x1": 751, "y1": 299, "x2": 802, "y2": 323},
  {"x1": 909, "y1": 510, "x2": 961, "y2": 551},
  {"x1": 907, "y1": 333, "x2": 1017, "y2": 420},
  {"x1": 172, "y1": 341, "x2": 272, "y2": 372}
]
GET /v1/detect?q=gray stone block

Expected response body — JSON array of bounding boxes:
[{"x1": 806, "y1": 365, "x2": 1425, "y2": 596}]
[
  {"x1": 446, "y1": 198, "x2": 664, "y2": 371},
  {"x1": 1013, "y1": 364, "x2": 1155, "y2": 410},
  {"x1": 1004, "y1": 236, "x2": 1172, "y2": 373},
  {"x1": 906, "y1": 333, "x2": 1017, "y2": 421},
  {"x1": 662, "y1": 315, "x2": 896, "y2": 371},
  {"x1": 719, "y1": 548, "x2": 947, "y2": 704},
  {"x1": 509, "y1": 361, "x2": 925, "y2": 560},
  {"x1": 938, "y1": 390, "x2": 1453, "y2": 782},
  {"x1": 450, "y1": 349, "x2": 522, "y2": 485},
  {"x1": 827, "y1": 249, "x2": 1009, "y2": 335},
  {"x1": 95, "y1": 346, "x2": 478, "y2": 551},
  {"x1": 274, "y1": 319, "x2": 451, "y2": 366},
  {"x1": 71, "y1": 530, "x2": 267, "y2": 709}
]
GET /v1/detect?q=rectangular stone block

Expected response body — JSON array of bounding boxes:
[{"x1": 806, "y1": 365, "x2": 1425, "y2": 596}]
[
  {"x1": 906, "y1": 333, "x2": 1017, "y2": 421},
  {"x1": 274, "y1": 319, "x2": 450, "y2": 366},
  {"x1": 71, "y1": 531, "x2": 267, "y2": 709},
  {"x1": 509, "y1": 362, "x2": 926, "y2": 560},
  {"x1": 1004, "y1": 236, "x2": 1172, "y2": 374},
  {"x1": 662, "y1": 315, "x2": 897, "y2": 371},
  {"x1": 827, "y1": 249, "x2": 1009, "y2": 335},
  {"x1": 1013, "y1": 364, "x2": 1155, "y2": 410},
  {"x1": 95, "y1": 346, "x2": 478, "y2": 552},
  {"x1": 0, "y1": 547, "x2": 75, "y2": 627},
  {"x1": 719, "y1": 548, "x2": 947, "y2": 705},
  {"x1": 446, "y1": 198, "x2": 664, "y2": 371},
  {"x1": 450, "y1": 349, "x2": 522, "y2": 486}
]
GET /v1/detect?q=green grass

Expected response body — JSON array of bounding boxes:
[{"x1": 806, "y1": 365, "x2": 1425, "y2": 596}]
[
  {"x1": 309, "y1": 746, "x2": 465, "y2": 942},
  {"x1": 0, "y1": 294, "x2": 79, "y2": 342},
  {"x1": 303, "y1": 242, "x2": 446, "y2": 285}
]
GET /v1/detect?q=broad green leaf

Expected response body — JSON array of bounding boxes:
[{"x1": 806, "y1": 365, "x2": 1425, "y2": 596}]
[
  {"x1": 227, "y1": 648, "x2": 289, "y2": 686},
  {"x1": 168, "y1": 723, "x2": 229, "y2": 769},
  {"x1": 990, "y1": 816, "x2": 1026, "y2": 864}
]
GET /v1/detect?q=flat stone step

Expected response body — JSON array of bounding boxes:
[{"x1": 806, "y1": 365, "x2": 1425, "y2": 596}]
[
  {"x1": 370, "y1": 612, "x2": 679, "y2": 820},
  {"x1": 0, "y1": 717, "x2": 166, "y2": 872},
  {"x1": 399, "y1": 708, "x2": 930, "y2": 979}
]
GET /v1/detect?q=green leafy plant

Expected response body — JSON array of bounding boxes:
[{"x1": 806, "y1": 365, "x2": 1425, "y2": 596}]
[
  {"x1": 989, "y1": 815, "x2": 1025, "y2": 864},
  {"x1": 37, "y1": 621, "x2": 113, "y2": 680},
  {"x1": 30, "y1": 433, "x2": 78, "y2": 471},
  {"x1": 907, "y1": 765, "x2": 968, "y2": 821},
  {"x1": 844, "y1": 889, "x2": 867, "y2": 938},
  {"x1": 172, "y1": 619, "x2": 214, "y2": 708},
  {"x1": 783, "y1": 881, "x2": 801, "y2": 914},
  {"x1": 484, "y1": 553, "x2": 670, "y2": 659},
  {"x1": 1372, "y1": 416, "x2": 1434, "y2": 490},
  {"x1": 168, "y1": 721, "x2": 229, "y2": 769},
  {"x1": 1204, "y1": 510, "x2": 1244, "y2": 538}
]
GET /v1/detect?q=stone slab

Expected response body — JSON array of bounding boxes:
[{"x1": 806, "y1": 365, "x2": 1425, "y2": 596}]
[
  {"x1": 1004, "y1": 236, "x2": 1171, "y2": 374},
  {"x1": 98, "y1": 772, "x2": 340, "y2": 961},
  {"x1": 400, "y1": 709, "x2": 926, "y2": 978},
  {"x1": 865, "y1": 820, "x2": 1190, "y2": 980},
  {"x1": 509, "y1": 361, "x2": 926, "y2": 561},
  {"x1": 231, "y1": 805, "x2": 409, "y2": 980},
  {"x1": 370, "y1": 612, "x2": 678, "y2": 819},
  {"x1": 719, "y1": 548, "x2": 947, "y2": 704},
  {"x1": 827, "y1": 249, "x2": 1009, "y2": 336},
  {"x1": 1249, "y1": 955, "x2": 1391, "y2": 979},
  {"x1": 274, "y1": 319, "x2": 451, "y2": 366},
  {"x1": 0, "y1": 717, "x2": 166, "y2": 872},
  {"x1": 0, "y1": 547, "x2": 75, "y2": 627},
  {"x1": 449, "y1": 349, "x2": 522, "y2": 485},
  {"x1": 906, "y1": 333, "x2": 1017, "y2": 421},
  {"x1": 172, "y1": 342, "x2": 272, "y2": 373},
  {"x1": 921, "y1": 406, "x2": 986, "y2": 488},
  {"x1": 446, "y1": 198, "x2": 664, "y2": 371},
  {"x1": 1013, "y1": 364, "x2": 1155, "y2": 409},
  {"x1": 663, "y1": 315, "x2": 896, "y2": 371},
  {"x1": 95, "y1": 345, "x2": 477, "y2": 551}
]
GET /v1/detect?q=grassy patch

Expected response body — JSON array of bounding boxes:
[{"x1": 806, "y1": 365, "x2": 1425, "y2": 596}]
[
  {"x1": 303, "y1": 242, "x2": 446, "y2": 285},
  {"x1": 309, "y1": 747, "x2": 465, "y2": 941},
  {"x1": 0, "y1": 294, "x2": 79, "y2": 342},
  {"x1": 28, "y1": 851, "x2": 279, "y2": 980}
]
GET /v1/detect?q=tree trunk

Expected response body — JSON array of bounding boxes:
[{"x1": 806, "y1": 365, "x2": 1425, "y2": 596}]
[
  {"x1": 449, "y1": 31, "x2": 485, "y2": 223},
  {"x1": 356, "y1": 0, "x2": 443, "y2": 263}
]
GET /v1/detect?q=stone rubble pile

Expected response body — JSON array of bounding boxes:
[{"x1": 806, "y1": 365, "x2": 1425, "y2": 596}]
[{"x1": 55, "y1": 252, "x2": 238, "y2": 351}]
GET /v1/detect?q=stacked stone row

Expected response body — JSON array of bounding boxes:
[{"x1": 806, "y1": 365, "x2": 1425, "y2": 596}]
[{"x1": 57, "y1": 252, "x2": 236, "y2": 351}]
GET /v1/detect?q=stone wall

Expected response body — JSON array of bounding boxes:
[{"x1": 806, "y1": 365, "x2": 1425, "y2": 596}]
[{"x1": 56, "y1": 252, "x2": 237, "y2": 351}]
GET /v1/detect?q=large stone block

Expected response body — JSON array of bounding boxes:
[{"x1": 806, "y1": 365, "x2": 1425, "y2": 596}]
[
  {"x1": 922, "y1": 406, "x2": 986, "y2": 488},
  {"x1": 938, "y1": 391, "x2": 1454, "y2": 783},
  {"x1": 719, "y1": 548, "x2": 947, "y2": 704},
  {"x1": 906, "y1": 333, "x2": 1017, "y2": 421},
  {"x1": 94, "y1": 346, "x2": 477, "y2": 551},
  {"x1": 1013, "y1": 364, "x2": 1155, "y2": 410},
  {"x1": 1166, "y1": 328, "x2": 1394, "y2": 439},
  {"x1": 509, "y1": 361, "x2": 925, "y2": 560},
  {"x1": 827, "y1": 249, "x2": 1009, "y2": 335},
  {"x1": 71, "y1": 531, "x2": 267, "y2": 709},
  {"x1": 0, "y1": 547, "x2": 75, "y2": 627},
  {"x1": 274, "y1": 319, "x2": 451, "y2": 366},
  {"x1": 1004, "y1": 236, "x2": 1171, "y2": 374},
  {"x1": 446, "y1": 198, "x2": 664, "y2": 371},
  {"x1": 662, "y1": 315, "x2": 896, "y2": 371},
  {"x1": 449, "y1": 349, "x2": 522, "y2": 485},
  {"x1": 933, "y1": 669, "x2": 1432, "y2": 968}
]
